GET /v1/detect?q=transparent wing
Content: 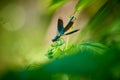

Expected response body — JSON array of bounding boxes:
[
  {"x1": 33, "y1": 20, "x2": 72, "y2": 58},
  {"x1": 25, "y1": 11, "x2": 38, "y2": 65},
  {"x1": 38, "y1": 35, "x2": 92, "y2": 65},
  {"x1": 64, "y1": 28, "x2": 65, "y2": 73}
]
[{"x1": 64, "y1": 29, "x2": 80, "y2": 35}]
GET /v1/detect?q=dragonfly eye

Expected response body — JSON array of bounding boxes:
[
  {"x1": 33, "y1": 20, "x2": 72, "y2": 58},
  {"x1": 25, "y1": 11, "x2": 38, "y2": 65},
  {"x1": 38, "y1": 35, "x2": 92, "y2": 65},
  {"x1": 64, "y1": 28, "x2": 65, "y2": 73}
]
[{"x1": 52, "y1": 39, "x2": 56, "y2": 42}]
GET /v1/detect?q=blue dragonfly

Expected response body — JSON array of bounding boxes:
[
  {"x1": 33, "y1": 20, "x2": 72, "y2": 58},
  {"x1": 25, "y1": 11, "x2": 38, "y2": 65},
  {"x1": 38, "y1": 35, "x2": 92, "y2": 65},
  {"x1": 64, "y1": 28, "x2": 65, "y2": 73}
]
[{"x1": 52, "y1": 16, "x2": 80, "y2": 42}]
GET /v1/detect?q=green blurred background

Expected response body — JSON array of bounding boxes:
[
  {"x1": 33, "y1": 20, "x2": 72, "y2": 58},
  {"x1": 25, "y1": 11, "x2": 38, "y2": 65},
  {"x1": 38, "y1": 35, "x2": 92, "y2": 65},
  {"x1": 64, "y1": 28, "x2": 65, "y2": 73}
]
[{"x1": 0, "y1": 0, "x2": 120, "y2": 80}]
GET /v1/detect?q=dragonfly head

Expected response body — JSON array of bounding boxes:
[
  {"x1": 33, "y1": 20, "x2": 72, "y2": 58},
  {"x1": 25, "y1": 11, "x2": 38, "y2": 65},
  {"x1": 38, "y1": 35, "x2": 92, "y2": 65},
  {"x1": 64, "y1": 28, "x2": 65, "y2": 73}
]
[
  {"x1": 52, "y1": 34, "x2": 61, "y2": 42},
  {"x1": 52, "y1": 38, "x2": 57, "y2": 42}
]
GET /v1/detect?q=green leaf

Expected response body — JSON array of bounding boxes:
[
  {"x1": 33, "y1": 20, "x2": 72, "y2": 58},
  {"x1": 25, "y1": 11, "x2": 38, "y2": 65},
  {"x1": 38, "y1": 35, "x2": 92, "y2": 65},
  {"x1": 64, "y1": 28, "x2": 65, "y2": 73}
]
[
  {"x1": 48, "y1": 0, "x2": 68, "y2": 14},
  {"x1": 74, "y1": 0, "x2": 91, "y2": 13},
  {"x1": 44, "y1": 42, "x2": 114, "y2": 75}
]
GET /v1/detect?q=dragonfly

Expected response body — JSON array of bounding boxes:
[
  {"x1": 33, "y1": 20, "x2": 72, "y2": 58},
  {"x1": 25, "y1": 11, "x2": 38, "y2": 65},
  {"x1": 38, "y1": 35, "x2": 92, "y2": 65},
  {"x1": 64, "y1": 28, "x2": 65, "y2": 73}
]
[{"x1": 52, "y1": 16, "x2": 80, "y2": 42}]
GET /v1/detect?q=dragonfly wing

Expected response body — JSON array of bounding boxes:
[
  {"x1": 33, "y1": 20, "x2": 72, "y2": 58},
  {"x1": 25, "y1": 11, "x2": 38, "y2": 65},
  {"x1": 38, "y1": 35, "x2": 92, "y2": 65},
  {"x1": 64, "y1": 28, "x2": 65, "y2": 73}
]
[
  {"x1": 64, "y1": 16, "x2": 74, "y2": 32},
  {"x1": 57, "y1": 18, "x2": 64, "y2": 34},
  {"x1": 64, "y1": 29, "x2": 80, "y2": 35},
  {"x1": 64, "y1": 21, "x2": 74, "y2": 32}
]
